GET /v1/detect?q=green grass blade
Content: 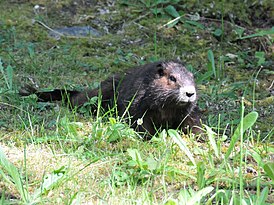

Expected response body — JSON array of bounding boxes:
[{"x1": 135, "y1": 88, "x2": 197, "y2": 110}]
[
  {"x1": 225, "y1": 111, "x2": 258, "y2": 160},
  {"x1": 204, "y1": 125, "x2": 219, "y2": 158},
  {"x1": 168, "y1": 129, "x2": 196, "y2": 167},
  {"x1": 196, "y1": 162, "x2": 206, "y2": 189},
  {"x1": 0, "y1": 147, "x2": 30, "y2": 202},
  {"x1": 0, "y1": 58, "x2": 9, "y2": 89},
  {"x1": 1, "y1": 191, "x2": 5, "y2": 204},
  {"x1": 205, "y1": 190, "x2": 227, "y2": 205},
  {"x1": 6, "y1": 65, "x2": 13, "y2": 90},
  {"x1": 239, "y1": 27, "x2": 274, "y2": 39},
  {"x1": 257, "y1": 186, "x2": 269, "y2": 205},
  {"x1": 207, "y1": 50, "x2": 216, "y2": 78},
  {"x1": 0, "y1": 169, "x2": 14, "y2": 185},
  {"x1": 196, "y1": 70, "x2": 214, "y2": 83}
]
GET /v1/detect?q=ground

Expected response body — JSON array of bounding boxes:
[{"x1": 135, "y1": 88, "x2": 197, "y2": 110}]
[{"x1": 0, "y1": 0, "x2": 273, "y2": 204}]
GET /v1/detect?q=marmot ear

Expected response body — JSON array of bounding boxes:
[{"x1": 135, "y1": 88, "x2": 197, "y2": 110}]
[{"x1": 157, "y1": 64, "x2": 165, "y2": 76}]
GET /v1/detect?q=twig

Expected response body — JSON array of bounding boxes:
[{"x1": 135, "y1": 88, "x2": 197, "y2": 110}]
[
  {"x1": 158, "y1": 15, "x2": 183, "y2": 30},
  {"x1": 33, "y1": 19, "x2": 98, "y2": 39},
  {"x1": 33, "y1": 19, "x2": 65, "y2": 37},
  {"x1": 122, "y1": 12, "x2": 151, "y2": 30},
  {"x1": 267, "y1": 80, "x2": 274, "y2": 91}
]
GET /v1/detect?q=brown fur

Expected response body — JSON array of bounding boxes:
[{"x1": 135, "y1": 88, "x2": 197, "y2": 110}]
[{"x1": 20, "y1": 60, "x2": 201, "y2": 138}]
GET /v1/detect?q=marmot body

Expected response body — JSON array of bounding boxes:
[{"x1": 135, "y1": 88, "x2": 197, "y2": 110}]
[{"x1": 21, "y1": 60, "x2": 201, "y2": 138}]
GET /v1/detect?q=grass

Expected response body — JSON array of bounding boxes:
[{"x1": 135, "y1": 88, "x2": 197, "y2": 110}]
[
  {"x1": 0, "y1": 0, "x2": 273, "y2": 204},
  {"x1": 0, "y1": 107, "x2": 273, "y2": 204}
]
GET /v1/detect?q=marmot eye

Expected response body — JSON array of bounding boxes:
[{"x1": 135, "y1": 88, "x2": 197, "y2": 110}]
[
  {"x1": 169, "y1": 76, "x2": 176, "y2": 82},
  {"x1": 158, "y1": 68, "x2": 164, "y2": 76}
]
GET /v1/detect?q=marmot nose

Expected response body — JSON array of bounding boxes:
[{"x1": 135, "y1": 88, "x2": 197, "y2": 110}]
[{"x1": 186, "y1": 92, "x2": 195, "y2": 98}]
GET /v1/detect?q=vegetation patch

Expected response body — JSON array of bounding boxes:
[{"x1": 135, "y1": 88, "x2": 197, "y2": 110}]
[{"x1": 0, "y1": 0, "x2": 273, "y2": 204}]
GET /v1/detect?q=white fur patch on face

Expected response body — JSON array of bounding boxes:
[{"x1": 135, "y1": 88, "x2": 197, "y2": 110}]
[{"x1": 179, "y1": 86, "x2": 196, "y2": 102}]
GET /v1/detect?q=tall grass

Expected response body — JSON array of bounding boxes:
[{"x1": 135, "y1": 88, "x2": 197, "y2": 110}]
[{"x1": 0, "y1": 58, "x2": 13, "y2": 92}]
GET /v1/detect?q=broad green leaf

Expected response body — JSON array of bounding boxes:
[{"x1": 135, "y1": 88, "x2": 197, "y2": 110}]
[
  {"x1": 42, "y1": 170, "x2": 64, "y2": 190},
  {"x1": 185, "y1": 20, "x2": 205, "y2": 29},
  {"x1": 225, "y1": 111, "x2": 258, "y2": 159},
  {"x1": 127, "y1": 149, "x2": 143, "y2": 168},
  {"x1": 146, "y1": 157, "x2": 157, "y2": 171},
  {"x1": 165, "y1": 199, "x2": 178, "y2": 205},
  {"x1": 178, "y1": 189, "x2": 191, "y2": 203},
  {"x1": 188, "y1": 186, "x2": 214, "y2": 204},
  {"x1": 255, "y1": 51, "x2": 265, "y2": 66},
  {"x1": 241, "y1": 199, "x2": 248, "y2": 205},
  {"x1": 234, "y1": 27, "x2": 245, "y2": 38},
  {"x1": 109, "y1": 117, "x2": 117, "y2": 125},
  {"x1": 32, "y1": 166, "x2": 66, "y2": 200},
  {"x1": 164, "y1": 5, "x2": 180, "y2": 18},
  {"x1": 107, "y1": 129, "x2": 120, "y2": 142},
  {"x1": 249, "y1": 150, "x2": 263, "y2": 166},
  {"x1": 263, "y1": 162, "x2": 274, "y2": 181},
  {"x1": 168, "y1": 129, "x2": 196, "y2": 167},
  {"x1": 213, "y1": 28, "x2": 223, "y2": 37}
]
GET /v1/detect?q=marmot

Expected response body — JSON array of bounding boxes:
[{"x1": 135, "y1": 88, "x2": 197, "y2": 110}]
[{"x1": 21, "y1": 60, "x2": 201, "y2": 138}]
